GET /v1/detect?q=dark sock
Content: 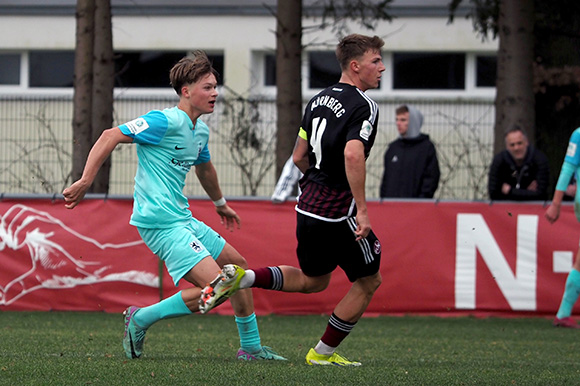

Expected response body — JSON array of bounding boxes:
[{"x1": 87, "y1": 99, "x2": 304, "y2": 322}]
[
  {"x1": 252, "y1": 267, "x2": 283, "y2": 290},
  {"x1": 320, "y1": 313, "x2": 356, "y2": 348}
]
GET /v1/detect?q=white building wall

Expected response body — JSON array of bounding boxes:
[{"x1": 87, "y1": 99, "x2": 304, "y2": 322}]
[
  {"x1": 0, "y1": 13, "x2": 496, "y2": 96},
  {"x1": 0, "y1": 8, "x2": 499, "y2": 199}
]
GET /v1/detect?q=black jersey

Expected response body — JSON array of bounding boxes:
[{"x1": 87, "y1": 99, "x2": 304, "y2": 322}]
[{"x1": 297, "y1": 83, "x2": 379, "y2": 221}]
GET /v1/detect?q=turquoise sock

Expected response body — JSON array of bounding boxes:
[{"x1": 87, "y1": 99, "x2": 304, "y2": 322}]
[
  {"x1": 235, "y1": 313, "x2": 262, "y2": 353},
  {"x1": 556, "y1": 269, "x2": 580, "y2": 319},
  {"x1": 133, "y1": 291, "x2": 192, "y2": 329}
]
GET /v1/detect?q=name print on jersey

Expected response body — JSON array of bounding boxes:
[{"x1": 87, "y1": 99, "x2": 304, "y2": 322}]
[{"x1": 310, "y1": 93, "x2": 346, "y2": 118}]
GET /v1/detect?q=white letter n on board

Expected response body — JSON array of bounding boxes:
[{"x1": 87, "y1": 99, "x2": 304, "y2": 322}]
[{"x1": 455, "y1": 214, "x2": 538, "y2": 311}]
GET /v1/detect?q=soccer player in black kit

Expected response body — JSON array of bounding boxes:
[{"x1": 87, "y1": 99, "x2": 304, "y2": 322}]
[{"x1": 201, "y1": 34, "x2": 385, "y2": 366}]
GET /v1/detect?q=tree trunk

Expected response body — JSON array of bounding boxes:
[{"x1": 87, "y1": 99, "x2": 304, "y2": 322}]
[
  {"x1": 90, "y1": 0, "x2": 114, "y2": 193},
  {"x1": 275, "y1": 0, "x2": 303, "y2": 178},
  {"x1": 534, "y1": 1, "x2": 580, "y2": 195},
  {"x1": 72, "y1": 0, "x2": 95, "y2": 183},
  {"x1": 494, "y1": 0, "x2": 535, "y2": 154}
]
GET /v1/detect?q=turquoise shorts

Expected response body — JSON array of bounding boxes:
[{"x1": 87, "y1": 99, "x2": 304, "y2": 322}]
[{"x1": 138, "y1": 218, "x2": 226, "y2": 286}]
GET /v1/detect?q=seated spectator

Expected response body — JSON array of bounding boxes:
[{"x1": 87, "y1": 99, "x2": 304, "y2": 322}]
[
  {"x1": 380, "y1": 105, "x2": 440, "y2": 198},
  {"x1": 488, "y1": 127, "x2": 550, "y2": 201}
]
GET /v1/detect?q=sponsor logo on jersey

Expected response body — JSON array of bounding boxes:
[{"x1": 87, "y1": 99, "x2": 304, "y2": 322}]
[
  {"x1": 359, "y1": 120, "x2": 373, "y2": 141},
  {"x1": 171, "y1": 158, "x2": 195, "y2": 171},
  {"x1": 567, "y1": 142, "x2": 577, "y2": 158},
  {"x1": 124, "y1": 118, "x2": 149, "y2": 135}
]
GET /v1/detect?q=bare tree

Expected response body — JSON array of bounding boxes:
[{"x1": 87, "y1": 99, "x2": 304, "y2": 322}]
[
  {"x1": 494, "y1": 0, "x2": 535, "y2": 154},
  {"x1": 449, "y1": 0, "x2": 535, "y2": 155},
  {"x1": 4, "y1": 106, "x2": 73, "y2": 194},
  {"x1": 450, "y1": 0, "x2": 580, "y2": 197},
  {"x1": 90, "y1": 0, "x2": 114, "y2": 192},
  {"x1": 72, "y1": 0, "x2": 95, "y2": 185},
  {"x1": 274, "y1": 0, "x2": 394, "y2": 178},
  {"x1": 72, "y1": 0, "x2": 114, "y2": 193},
  {"x1": 215, "y1": 89, "x2": 276, "y2": 196},
  {"x1": 275, "y1": 0, "x2": 303, "y2": 178}
]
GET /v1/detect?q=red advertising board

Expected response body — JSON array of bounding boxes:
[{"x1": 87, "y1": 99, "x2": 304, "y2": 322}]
[{"x1": 0, "y1": 198, "x2": 577, "y2": 317}]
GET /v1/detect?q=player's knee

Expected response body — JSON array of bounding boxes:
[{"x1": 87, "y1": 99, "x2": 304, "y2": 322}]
[
  {"x1": 359, "y1": 272, "x2": 382, "y2": 294},
  {"x1": 371, "y1": 273, "x2": 382, "y2": 291},
  {"x1": 302, "y1": 275, "x2": 330, "y2": 293},
  {"x1": 231, "y1": 255, "x2": 248, "y2": 269},
  {"x1": 217, "y1": 244, "x2": 248, "y2": 268}
]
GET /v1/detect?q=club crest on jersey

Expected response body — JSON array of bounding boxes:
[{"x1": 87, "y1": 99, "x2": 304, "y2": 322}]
[
  {"x1": 124, "y1": 117, "x2": 149, "y2": 135},
  {"x1": 189, "y1": 241, "x2": 203, "y2": 252},
  {"x1": 360, "y1": 120, "x2": 373, "y2": 141},
  {"x1": 374, "y1": 240, "x2": 381, "y2": 255}
]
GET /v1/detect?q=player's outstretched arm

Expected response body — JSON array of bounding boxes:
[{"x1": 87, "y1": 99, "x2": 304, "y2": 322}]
[{"x1": 63, "y1": 127, "x2": 131, "y2": 209}]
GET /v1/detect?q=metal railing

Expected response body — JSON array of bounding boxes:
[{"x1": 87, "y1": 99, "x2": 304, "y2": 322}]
[{"x1": 0, "y1": 93, "x2": 495, "y2": 200}]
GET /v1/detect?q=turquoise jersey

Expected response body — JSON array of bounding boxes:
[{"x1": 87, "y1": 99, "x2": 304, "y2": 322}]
[
  {"x1": 556, "y1": 127, "x2": 580, "y2": 221},
  {"x1": 118, "y1": 106, "x2": 211, "y2": 228},
  {"x1": 564, "y1": 128, "x2": 580, "y2": 167}
]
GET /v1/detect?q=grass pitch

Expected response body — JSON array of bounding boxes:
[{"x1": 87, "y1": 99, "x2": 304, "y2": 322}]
[{"x1": 0, "y1": 312, "x2": 579, "y2": 385}]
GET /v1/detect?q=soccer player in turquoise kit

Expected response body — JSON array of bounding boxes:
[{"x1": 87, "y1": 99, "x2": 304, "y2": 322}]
[
  {"x1": 546, "y1": 127, "x2": 580, "y2": 328},
  {"x1": 63, "y1": 51, "x2": 285, "y2": 361}
]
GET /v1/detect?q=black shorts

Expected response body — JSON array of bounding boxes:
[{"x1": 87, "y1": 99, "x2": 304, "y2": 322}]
[{"x1": 296, "y1": 212, "x2": 381, "y2": 282}]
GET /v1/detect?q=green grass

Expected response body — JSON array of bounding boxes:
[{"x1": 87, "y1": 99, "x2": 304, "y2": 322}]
[{"x1": 0, "y1": 312, "x2": 579, "y2": 385}]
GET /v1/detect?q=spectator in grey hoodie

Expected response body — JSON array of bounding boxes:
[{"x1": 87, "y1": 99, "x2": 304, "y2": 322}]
[{"x1": 380, "y1": 105, "x2": 440, "y2": 198}]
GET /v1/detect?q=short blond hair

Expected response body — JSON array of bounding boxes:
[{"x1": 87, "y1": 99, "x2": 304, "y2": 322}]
[
  {"x1": 169, "y1": 50, "x2": 218, "y2": 95},
  {"x1": 335, "y1": 34, "x2": 384, "y2": 70}
]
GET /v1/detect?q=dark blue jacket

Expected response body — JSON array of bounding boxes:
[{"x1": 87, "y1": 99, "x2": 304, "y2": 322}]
[
  {"x1": 380, "y1": 133, "x2": 440, "y2": 198},
  {"x1": 488, "y1": 146, "x2": 550, "y2": 201}
]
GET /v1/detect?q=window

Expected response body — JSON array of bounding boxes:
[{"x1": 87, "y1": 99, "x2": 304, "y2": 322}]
[
  {"x1": 29, "y1": 51, "x2": 75, "y2": 87},
  {"x1": 0, "y1": 54, "x2": 20, "y2": 85},
  {"x1": 22, "y1": 50, "x2": 225, "y2": 89},
  {"x1": 393, "y1": 53, "x2": 465, "y2": 90},
  {"x1": 114, "y1": 52, "x2": 224, "y2": 88},
  {"x1": 257, "y1": 51, "x2": 491, "y2": 96},
  {"x1": 114, "y1": 52, "x2": 185, "y2": 88},
  {"x1": 476, "y1": 55, "x2": 497, "y2": 87},
  {"x1": 207, "y1": 54, "x2": 224, "y2": 85},
  {"x1": 264, "y1": 54, "x2": 276, "y2": 86},
  {"x1": 308, "y1": 51, "x2": 341, "y2": 89}
]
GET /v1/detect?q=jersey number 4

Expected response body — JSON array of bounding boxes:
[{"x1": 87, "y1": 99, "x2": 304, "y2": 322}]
[{"x1": 310, "y1": 117, "x2": 327, "y2": 169}]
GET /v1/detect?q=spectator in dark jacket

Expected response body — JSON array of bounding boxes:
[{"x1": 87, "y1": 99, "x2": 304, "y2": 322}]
[
  {"x1": 488, "y1": 127, "x2": 550, "y2": 201},
  {"x1": 380, "y1": 105, "x2": 440, "y2": 198}
]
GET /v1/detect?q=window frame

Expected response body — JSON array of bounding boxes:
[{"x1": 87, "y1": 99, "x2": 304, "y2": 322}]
[
  {"x1": 1, "y1": 49, "x2": 496, "y2": 99},
  {"x1": 0, "y1": 50, "x2": 226, "y2": 97},
  {"x1": 251, "y1": 49, "x2": 496, "y2": 99}
]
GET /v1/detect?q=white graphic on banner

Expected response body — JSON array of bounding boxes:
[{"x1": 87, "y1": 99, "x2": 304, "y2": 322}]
[
  {"x1": 455, "y1": 213, "x2": 538, "y2": 311},
  {"x1": 0, "y1": 204, "x2": 158, "y2": 306}
]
